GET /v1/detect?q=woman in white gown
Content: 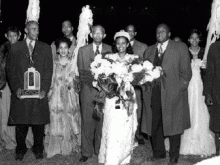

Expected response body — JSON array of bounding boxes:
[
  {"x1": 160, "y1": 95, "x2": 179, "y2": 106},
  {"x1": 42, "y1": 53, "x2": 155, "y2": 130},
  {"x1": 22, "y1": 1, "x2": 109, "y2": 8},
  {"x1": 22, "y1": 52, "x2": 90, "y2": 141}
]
[
  {"x1": 98, "y1": 31, "x2": 138, "y2": 165},
  {"x1": 179, "y1": 29, "x2": 215, "y2": 156}
]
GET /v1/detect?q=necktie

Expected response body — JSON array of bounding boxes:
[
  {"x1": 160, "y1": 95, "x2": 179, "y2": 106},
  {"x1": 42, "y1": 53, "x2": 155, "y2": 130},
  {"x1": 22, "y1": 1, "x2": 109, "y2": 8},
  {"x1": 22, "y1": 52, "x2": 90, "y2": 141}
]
[
  {"x1": 29, "y1": 40, "x2": 34, "y2": 55},
  {"x1": 28, "y1": 40, "x2": 34, "y2": 64},
  {"x1": 95, "y1": 45, "x2": 100, "y2": 55},
  {"x1": 158, "y1": 44, "x2": 163, "y2": 57}
]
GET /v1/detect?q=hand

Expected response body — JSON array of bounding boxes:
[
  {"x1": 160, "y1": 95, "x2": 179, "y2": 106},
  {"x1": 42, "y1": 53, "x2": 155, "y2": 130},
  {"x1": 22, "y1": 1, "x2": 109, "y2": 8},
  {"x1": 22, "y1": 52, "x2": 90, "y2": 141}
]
[
  {"x1": 16, "y1": 88, "x2": 23, "y2": 99},
  {"x1": 39, "y1": 91, "x2": 45, "y2": 99},
  {"x1": 205, "y1": 94, "x2": 213, "y2": 107}
]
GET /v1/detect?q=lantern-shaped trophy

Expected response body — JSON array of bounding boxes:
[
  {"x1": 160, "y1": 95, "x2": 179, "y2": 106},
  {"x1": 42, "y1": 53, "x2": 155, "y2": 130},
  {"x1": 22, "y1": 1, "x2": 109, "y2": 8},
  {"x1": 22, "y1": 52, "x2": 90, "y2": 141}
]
[{"x1": 20, "y1": 67, "x2": 41, "y2": 98}]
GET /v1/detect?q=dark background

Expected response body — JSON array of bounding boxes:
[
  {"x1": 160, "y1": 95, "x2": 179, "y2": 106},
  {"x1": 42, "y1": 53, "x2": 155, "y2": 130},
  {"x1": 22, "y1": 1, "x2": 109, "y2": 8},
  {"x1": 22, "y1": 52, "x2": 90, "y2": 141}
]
[{"x1": 0, "y1": 0, "x2": 213, "y2": 47}]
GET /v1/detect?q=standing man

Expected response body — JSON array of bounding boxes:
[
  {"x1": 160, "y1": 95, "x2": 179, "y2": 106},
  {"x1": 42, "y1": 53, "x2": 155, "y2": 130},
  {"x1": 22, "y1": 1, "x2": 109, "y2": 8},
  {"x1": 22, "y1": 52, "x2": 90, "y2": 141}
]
[
  {"x1": 6, "y1": 20, "x2": 53, "y2": 161},
  {"x1": 204, "y1": 40, "x2": 220, "y2": 155},
  {"x1": 51, "y1": 20, "x2": 76, "y2": 61},
  {"x1": 126, "y1": 24, "x2": 148, "y2": 145},
  {"x1": 142, "y1": 23, "x2": 192, "y2": 164},
  {"x1": 77, "y1": 24, "x2": 111, "y2": 162}
]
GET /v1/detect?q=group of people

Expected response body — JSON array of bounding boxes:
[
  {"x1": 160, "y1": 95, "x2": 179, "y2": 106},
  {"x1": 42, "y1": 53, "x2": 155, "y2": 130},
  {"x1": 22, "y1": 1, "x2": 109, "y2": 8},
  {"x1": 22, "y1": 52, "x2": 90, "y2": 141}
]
[{"x1": 0, "y1": 18, "x2": 220, "y2": 165}]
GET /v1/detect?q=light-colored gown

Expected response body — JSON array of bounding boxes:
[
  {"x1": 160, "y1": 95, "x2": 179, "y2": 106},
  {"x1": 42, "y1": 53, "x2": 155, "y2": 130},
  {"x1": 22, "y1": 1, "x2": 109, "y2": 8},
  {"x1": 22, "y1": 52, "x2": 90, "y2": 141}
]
[
  {"x1": 44, "y1": 56, "x2": 81, "y2": 158},
  {"x1": 98, "y1": 54, "x2": 138, "y2": 165},
  {"x1": 179, "y1": 59, "x2": 215, "y2": 156}
]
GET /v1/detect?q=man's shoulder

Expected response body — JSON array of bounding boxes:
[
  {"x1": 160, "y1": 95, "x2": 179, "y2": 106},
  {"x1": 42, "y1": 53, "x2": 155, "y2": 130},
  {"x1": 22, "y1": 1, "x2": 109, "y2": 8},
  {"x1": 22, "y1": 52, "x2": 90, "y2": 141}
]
[
  {"x1": 134, "y1": 40, "x2": 148, "y2": 48},
  {"x1": 79, "y1": 43, "x2": 92, "y2": 51},
  {"x1": 102, "y1": 43, "x2": 112, "y2": 50},
  {"x1": 37, "y1": 40, "x2": 50, "y2": 47}
]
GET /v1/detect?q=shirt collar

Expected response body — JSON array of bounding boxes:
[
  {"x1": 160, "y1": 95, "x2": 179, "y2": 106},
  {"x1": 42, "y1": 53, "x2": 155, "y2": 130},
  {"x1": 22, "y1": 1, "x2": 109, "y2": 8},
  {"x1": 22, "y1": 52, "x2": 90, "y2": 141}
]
[
  {"x1": 157, "y1": 39, "x2": 169, "y2": 51},
  {"x1": 26, "y1": 37, "x2": 36, "y2": 47},
  {"x1": 93, "y1": 43, "x2": 102, "y2": 53},
  {"x1": 130, "y1": 40, "x2": 134, "y2": 46}
]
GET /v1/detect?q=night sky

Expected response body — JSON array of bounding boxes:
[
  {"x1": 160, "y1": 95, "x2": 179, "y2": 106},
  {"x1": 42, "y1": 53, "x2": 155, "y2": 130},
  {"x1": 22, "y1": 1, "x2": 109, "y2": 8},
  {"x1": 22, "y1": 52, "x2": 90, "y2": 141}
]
[{"x1": 0, "y1": 0, "x2": 213, "y2": 47}]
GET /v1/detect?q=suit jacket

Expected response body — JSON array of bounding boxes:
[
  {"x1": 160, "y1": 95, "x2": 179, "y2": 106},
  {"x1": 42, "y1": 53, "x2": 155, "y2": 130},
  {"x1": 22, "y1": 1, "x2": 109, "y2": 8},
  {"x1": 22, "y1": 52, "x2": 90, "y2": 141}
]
[
  {"x1": 132, "y1": 39, "x2": 148, "y2": 59},
  {"x1": 203, "y1": 41, "x2": 220, "y2": 132},
  {"x1": 6, "y1": 40, "x2": 53, "y2": 125},
  {"x1": 141, "y1": 40, "x2": 192, "y2": 136},
  {"x1": 77, "y1": 43, "x2": 112, "y2": 119}
]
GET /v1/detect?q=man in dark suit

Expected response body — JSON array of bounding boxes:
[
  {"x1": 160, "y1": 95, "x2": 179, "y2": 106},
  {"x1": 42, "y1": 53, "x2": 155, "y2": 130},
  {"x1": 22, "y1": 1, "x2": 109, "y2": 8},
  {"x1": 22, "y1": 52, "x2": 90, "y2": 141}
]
[
  {"x1": 126, "y1": 24, "x2": 148, "y2": 145},
  {"x1": 204, "y1": 40, "x2": 220, "y2": 155},
  {"x1": 6, "y1": 20, "x2": 53, "y2": 161},
  {"x1": 142, "y1": 23, "x2": 192, "y2": 164},
  {"x1": 77, "y1": 24, "x2": 112, "y2": 162}
]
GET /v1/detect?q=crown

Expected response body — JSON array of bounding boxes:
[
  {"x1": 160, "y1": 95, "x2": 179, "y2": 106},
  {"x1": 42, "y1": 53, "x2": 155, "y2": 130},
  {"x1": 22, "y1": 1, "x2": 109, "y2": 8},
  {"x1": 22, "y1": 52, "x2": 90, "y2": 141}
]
[{"x1": 113, "y1": 30, "x2": 130, "y2": 41}]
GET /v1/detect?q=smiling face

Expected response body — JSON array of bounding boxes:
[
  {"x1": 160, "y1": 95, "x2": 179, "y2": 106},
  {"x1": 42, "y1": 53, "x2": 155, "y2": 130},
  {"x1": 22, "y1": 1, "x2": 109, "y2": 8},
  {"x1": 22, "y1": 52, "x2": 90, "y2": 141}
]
[
  {"x1": 58, "y1": 42, "x2": 69, "y2": 57},
  {"x1": 188, "y1": 32, "x2": 200, "y2": 47},
  {"x1": 116, "y1": 36, "x2": 129, "y2": 54}
]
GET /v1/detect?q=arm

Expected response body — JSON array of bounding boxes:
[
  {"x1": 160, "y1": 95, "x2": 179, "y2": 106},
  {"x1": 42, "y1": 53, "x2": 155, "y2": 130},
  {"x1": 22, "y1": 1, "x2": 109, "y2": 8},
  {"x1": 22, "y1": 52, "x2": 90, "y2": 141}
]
[
  {"x1": 41, "y1": 45, "x2": 53, "y2": 95},
  {"x1": 203, "y1": 43, "x2": 215, "y2": 97},
  {"x1": 179, "y1": 43, "x2": 192, "y2": 90},
  {"x1": 6, "y1": 45, "x2": 22, "y2": 95}
]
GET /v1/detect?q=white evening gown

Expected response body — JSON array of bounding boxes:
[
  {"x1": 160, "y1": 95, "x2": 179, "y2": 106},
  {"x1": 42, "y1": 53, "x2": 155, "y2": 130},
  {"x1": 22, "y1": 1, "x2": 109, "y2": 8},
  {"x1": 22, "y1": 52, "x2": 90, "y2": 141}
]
[
  {"x1": 179, "y1": 59, "x2": 215, "y2": 156},
  {"x1": 98, "y1": 94, "x2": 138, "y2": 165}
]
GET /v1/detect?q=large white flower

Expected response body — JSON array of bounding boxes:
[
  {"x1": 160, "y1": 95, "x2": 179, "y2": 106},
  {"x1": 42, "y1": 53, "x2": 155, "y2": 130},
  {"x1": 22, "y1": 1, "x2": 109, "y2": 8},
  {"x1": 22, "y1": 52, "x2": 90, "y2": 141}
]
[
  {"x1": 131, "y1": 64, "x2": 143, "y2": 73},
  {"x1": 143, "y1": 60, "x2": 154, "y2": 71},
  {"x1": 151, "y1": 66, "x2": 162, "y2": 79}
]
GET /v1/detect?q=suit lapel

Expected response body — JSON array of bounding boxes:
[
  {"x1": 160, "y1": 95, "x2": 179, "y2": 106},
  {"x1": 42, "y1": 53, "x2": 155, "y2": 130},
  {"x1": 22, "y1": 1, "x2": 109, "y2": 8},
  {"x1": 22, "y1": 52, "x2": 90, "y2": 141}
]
[
  {"x1": 150, "y1": 44, "x2": 158, "y2": 63},
  {"x1": 22, "y1": 40, "x2": 30, "y2": 57},
  {"x1": 162, "y1": 41, "x2": 172, "y2": 67}
]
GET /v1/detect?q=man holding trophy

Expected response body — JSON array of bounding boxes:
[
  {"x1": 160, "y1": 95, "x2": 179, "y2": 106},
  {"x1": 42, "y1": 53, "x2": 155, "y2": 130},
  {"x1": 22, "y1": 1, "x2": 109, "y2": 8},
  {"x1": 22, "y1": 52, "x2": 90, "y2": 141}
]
[{"x1": 6, "y1": 0, "x2": 53, "y2": 161}]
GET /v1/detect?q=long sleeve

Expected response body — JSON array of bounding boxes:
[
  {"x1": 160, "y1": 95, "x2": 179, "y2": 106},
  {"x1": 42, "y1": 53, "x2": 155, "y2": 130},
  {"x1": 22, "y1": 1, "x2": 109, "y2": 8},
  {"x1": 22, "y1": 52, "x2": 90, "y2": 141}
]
[
  {"x1": 6, "y1": 45, "x2": 21, "y2": 95},
  {"x1": 203, "y1": 43, "x2": 215, "y2": 96},
  {"x1": 41, "y1": 45, "x2": 53, "y2": 94},
  {"x1": 179, "y1": 43, "x2": 192, "y2": 90}
]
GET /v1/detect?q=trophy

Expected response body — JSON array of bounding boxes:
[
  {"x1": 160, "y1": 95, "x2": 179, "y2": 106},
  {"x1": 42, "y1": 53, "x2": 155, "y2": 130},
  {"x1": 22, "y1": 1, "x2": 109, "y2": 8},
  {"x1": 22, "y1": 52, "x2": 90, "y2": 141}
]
[{"x1": 20, "y1": 67, "x2": 41, "y2": 98}]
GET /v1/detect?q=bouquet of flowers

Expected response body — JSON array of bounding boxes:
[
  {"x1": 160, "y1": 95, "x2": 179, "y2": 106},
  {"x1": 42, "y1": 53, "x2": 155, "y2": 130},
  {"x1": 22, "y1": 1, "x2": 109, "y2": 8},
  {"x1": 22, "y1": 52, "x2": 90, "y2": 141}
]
[{"x1": 90, "y1": 53, "x2": 163, "y2": 120}]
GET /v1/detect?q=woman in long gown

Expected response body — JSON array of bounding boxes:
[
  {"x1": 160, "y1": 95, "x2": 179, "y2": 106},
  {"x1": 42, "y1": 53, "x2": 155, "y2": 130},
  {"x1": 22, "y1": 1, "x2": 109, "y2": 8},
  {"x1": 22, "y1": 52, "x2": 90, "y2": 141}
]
[
  {"x1": 98, "y1": 31, "x2": 138, "y2": 165},
  {"x1": 0, "y1": 26, "x2": 33, "y2": 150},
  {"x1": 44, "y1": 37, "x2": 81, "y2": 158},
  {"x1": 179, "y1": 29, "x2": 215, "y2": 156}
]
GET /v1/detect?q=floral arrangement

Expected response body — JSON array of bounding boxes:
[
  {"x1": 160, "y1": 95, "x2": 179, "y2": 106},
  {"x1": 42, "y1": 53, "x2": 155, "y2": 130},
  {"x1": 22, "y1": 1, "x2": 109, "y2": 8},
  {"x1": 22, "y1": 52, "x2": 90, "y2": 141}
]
[{"x1": 90, "y1": 53, "x2": 163, "y2": 120}]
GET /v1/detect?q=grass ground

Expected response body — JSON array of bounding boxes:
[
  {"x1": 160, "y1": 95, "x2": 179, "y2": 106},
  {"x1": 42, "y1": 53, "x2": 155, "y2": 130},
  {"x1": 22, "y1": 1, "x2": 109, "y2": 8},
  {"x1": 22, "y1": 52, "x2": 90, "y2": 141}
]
[{"x1": 0, "y1": 140, "x2": 214, "y2": 165}]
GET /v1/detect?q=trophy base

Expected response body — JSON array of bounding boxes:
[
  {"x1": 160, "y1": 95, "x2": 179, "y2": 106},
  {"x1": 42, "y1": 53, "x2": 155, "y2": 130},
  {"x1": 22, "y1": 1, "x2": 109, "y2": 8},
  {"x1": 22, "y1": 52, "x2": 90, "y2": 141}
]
[{"x1": 20, "y1": 90, "x2": 40, "y2": 99}]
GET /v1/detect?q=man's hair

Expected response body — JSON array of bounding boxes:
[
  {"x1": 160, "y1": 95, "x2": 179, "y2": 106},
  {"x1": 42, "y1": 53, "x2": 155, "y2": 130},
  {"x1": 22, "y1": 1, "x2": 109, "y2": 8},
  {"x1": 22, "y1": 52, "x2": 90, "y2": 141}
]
[
  {"x1": 126, "y1": 24, "x2": 137, "y2": 32},
  {"x1": 25, "y1": 20, "x2": 38, "y2": 28},
  {"x1": 157, "y1": 23, "x2": 171, "y2": 33},
  {"x1": 6, "y1": 26, "x2": 20, "y2": 36},
  {"x1": 91, "y1": 24, "x2": 105, "y2": 34},
  {"x1": 62, "y1": 20, "x2": 73, "y2": 27}
]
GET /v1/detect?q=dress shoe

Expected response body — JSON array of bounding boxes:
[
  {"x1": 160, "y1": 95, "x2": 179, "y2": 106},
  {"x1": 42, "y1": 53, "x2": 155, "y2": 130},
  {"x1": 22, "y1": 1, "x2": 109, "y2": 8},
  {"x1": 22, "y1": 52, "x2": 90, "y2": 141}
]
[
  {"x1": 147, "y1": 155, "x2": 166, "y2": 162},
  {"x1": 169, "y1": 158, "x2": 178, "y2": 164},
  {"x1": 79, "y1": 156, "x2": 88, "y2": 162},
  {"x1": 15, "y1": 153, "x2": 25, "y2": 161}
]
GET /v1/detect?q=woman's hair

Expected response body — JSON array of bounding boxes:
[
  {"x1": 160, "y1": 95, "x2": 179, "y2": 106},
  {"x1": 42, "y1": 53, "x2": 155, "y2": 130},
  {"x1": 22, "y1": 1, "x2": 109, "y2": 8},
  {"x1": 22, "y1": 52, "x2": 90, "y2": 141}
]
[
  {"x1": 6, "y1": 26, "x2": 20, "y2": 36},
  {"x1": 55, "y1": 37, "x2": 72, "y2": 50},
  {"x1": 112, "y1": 36, "x2": 133, "y2": 54}
]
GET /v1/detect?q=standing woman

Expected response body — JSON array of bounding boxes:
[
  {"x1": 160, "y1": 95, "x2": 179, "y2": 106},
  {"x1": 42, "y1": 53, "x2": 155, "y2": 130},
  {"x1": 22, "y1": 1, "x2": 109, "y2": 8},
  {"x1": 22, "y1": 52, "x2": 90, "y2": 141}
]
[
  {"x1": 98, "y1": 30, "x2": 138, "y2": 165},
  {"x1": 179, "y1": 29, "x2": 215, "y2": 156},
  {"x1": 44, "y1": 37, "x2": 81, "y2": 158}
]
